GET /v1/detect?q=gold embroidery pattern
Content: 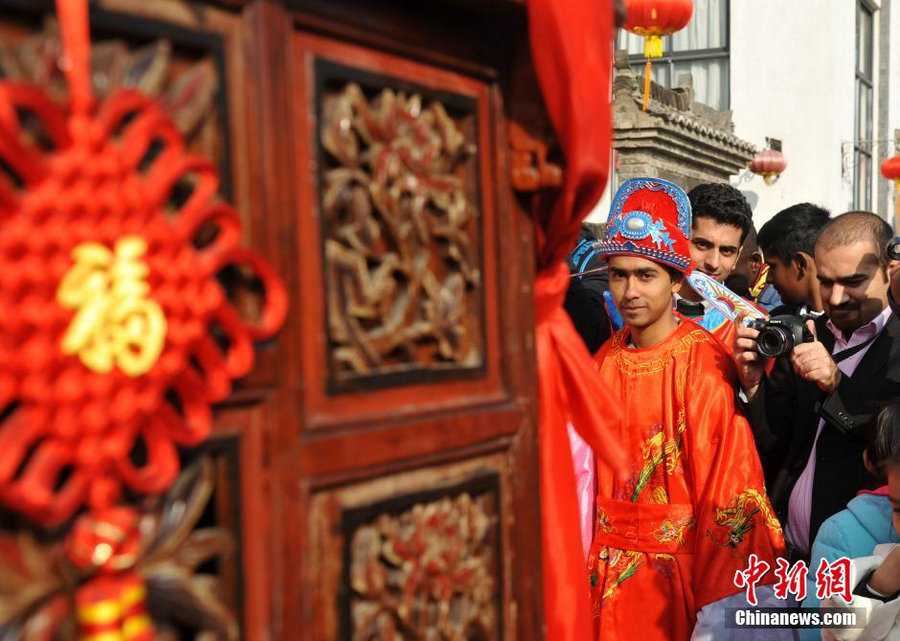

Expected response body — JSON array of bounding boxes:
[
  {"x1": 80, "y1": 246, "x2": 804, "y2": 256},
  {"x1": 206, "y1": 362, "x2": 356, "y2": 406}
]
[
  {"x1": 631, "y1": 411, "x2": 686, "y2": 502},
  {"x1": 598, "y1": 548, "x2": 645, "y2": 601},
  {"x1": 665, "y1": 410, "x2": 687, "y2": 475},
  {"x1": 611, "y1": 328, "x2": 710, "y2": 377},
  {"x1": 654, "y1": 514, "x2": 696, "y2": 545},
  {"x1": 708, "y1": 488, "x2": 782, "y2": 551},
  {"x1": 596, "y1": 507, "x2": 614, "y2": 534}
]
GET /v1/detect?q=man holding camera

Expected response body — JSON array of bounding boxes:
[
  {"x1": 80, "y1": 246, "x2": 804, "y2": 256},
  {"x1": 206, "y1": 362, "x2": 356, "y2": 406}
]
[{"x1": 734, "y1": 211, "x2": 900, "y2": 562}]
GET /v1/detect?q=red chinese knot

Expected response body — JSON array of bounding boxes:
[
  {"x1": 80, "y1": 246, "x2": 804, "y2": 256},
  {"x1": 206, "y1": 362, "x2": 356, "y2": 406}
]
[{"x1": 0, "y1": 0, "x2": 286, "y2": 527}]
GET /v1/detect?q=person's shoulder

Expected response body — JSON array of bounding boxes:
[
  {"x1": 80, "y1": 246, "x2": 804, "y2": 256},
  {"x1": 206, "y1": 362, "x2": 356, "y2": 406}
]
[
  {"x1": 564, "y1": 277, "x2": 612, "y2": 354},
  {"x1": 815, "y1": 493, "x2": 895, "y2": 551},
  {"x1": 677, "y1": 319, "x2": 724, "y2": 355},
  {"x1": 879, "y1": 312, "x2": 900, "y2": 369},
  {"x1": 814, "y1": 496, "x2": 890, "y2": 559},
  {"x1": 677, "y1": 321, "x2": 738, "y2": 381},
  {"x1": 885, "y1": 308, "x2": 900, "y2": 333},
  {"x1": 848, "y1": 493, "x2": 893, "y2": 520},
  {"x1": 578, "y1": 272, "x2": 609, "y2": 294},
  {"x1": 813, "y1": 509, "x2": 855, "y2": 555},
  {"x1": 845, "y1": 493, "x2": 900, "y2": 545},
  {"x1": 593, "y1": 327, "x2": 625, "y2": 363},
  {"x1": 565, "y1": 276, "x2": 603, "y2": 303}
]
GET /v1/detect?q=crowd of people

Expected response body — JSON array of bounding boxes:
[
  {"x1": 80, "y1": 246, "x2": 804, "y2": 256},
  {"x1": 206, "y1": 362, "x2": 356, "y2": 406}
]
[{"x1": 566, "y1": 178, "x2": 900, "y2": 640}]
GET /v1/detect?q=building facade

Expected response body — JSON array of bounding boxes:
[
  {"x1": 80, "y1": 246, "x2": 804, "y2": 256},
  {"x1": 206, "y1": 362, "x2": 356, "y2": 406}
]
[{"x1": 590, "y1": 0, "x2": 900, "y2": 229}]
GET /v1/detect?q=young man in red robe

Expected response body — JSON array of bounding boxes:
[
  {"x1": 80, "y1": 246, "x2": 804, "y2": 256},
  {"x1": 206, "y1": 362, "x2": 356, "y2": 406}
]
[{"x1": 587, "y1": 178, "x2": 785, "y2": 640}]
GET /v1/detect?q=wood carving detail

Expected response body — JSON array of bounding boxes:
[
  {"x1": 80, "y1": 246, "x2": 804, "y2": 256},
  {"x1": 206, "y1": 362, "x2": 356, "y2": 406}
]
[
  {"x1": 320, "y1": 81, "x2": 484, "y2": 383},
  {"x1": 509, "y1": 120, "x2": 563, "y2": 192},
  {"x1": 0, "y1": 14, "x2": 271, "y2": 335},
  {"x1": 347, "y1": 491, "x2": 499, "y2": 641},
  {"x1": 0, "y1": 17, "x2": 219, "y2": 151}
]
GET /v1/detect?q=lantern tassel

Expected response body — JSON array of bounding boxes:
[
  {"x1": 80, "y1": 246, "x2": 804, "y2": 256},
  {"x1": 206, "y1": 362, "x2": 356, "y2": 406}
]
[{"x1": 642, "y1": 59, "x2": 651, "y2": 111}]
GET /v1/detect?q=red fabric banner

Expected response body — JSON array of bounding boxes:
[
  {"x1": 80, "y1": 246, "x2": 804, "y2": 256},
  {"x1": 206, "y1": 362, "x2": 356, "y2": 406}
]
[{"x1": 525, "y1": 0, "x2": 627, "y2": 639}]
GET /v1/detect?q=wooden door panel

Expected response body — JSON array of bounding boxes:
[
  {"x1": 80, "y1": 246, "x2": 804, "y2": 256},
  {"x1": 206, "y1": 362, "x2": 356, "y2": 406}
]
[
  {"x1": 292, "y1": 31, "x2": 506, "y2": 429},
  {"x1": 298, "y1": 408, "x2": 522, "y2": 481},
  {"x1": 284, "y1": 6, "x2": 542, "y2": 641},
  {"x1": 211, "y1": 401, "x2": 275, "y2": 641},
  {"x1": 309, "y1": 453, "x2": 513, "y2": 641}
]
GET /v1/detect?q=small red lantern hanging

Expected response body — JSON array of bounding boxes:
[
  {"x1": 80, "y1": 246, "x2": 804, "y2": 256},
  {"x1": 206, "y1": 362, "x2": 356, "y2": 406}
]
[
  {"x1": 622, "y1": 0, "x2": 694, "y2": 111},
  {"x1": 881, "y1": 155, "x2": 900, "y2": 230},
  {"x1": 749, "y1": 149, "x2": 788, "y2": 186}
]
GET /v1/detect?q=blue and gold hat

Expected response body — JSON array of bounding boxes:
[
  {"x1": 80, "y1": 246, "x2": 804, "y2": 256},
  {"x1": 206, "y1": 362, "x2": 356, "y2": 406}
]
[{"x1": 594, "y1": 178, "x2": 693, "y2": 273}]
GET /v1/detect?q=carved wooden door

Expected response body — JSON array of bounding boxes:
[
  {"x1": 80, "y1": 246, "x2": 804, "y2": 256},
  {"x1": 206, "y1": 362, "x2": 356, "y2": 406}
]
[
  {"x1": 271, "y1": 2, "x2": 544, "y2": 640},
  {"x1": 0, "y1": 1, "x2": 544, "y2": 640}
]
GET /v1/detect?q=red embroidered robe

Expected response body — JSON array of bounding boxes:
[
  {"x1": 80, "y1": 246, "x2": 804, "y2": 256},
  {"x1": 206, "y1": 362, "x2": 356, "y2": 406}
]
[{"x1": 588, "y1": 318, "x2": 785, "y2": 640}]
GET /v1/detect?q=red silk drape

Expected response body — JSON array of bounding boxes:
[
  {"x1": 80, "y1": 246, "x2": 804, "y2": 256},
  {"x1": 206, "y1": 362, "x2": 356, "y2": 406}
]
[{"x1": 525, "y1": 1, "x2": 627, "y2": 639}]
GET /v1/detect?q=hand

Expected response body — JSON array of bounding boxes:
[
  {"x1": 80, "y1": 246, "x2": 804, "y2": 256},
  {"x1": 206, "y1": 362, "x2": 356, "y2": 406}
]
[
  {"x1": 867, "y1": 545, "x2": 900, "y2": 597},
  {"x1": 789, "y1": 320, "x2": 841, "y2": 394},
  {"x1": 732, "y1": 313, "x2": 767, "y2": 398}
]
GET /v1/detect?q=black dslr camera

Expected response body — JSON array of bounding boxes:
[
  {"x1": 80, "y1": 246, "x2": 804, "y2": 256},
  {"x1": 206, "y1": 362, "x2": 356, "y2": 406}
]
[
  {"x1": 888, "y1": 237, "x2": 900, "y2": 261},
  {"x1": 746, "y1": 315, "x2": 815, "y2": 357}
]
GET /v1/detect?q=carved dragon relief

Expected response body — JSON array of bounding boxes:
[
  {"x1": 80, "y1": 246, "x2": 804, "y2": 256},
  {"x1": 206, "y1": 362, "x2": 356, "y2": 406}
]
[
  {"x1": 320, "y1": 82, "x2": 485, "y2": 383},
  {"x1": 346, "y1": 491, "x2": 499, "y2": 641}
]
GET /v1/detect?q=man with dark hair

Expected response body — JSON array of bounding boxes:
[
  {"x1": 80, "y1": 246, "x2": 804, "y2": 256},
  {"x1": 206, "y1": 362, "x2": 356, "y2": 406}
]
[
  {"x1": 757, "y1": 203, "x2": 831, "y2": 314},
  {"x1": 676, "y1": 183, "x2": 755, "y2": 346},
  {"x1": 687, "y1": 182, "x2": 754, "y2": 245},
  {"x1": 734, "y1": 211, "x2": 900, "y2": 565},
  {"x1": 725, "y1": 225, "x2": 765, "y2": 300}
]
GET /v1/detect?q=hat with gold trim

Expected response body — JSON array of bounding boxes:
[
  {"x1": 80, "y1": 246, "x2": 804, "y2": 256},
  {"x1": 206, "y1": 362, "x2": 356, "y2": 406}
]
[{"x1": 594, "y1": 178, "x2": 692, "y2": 273}]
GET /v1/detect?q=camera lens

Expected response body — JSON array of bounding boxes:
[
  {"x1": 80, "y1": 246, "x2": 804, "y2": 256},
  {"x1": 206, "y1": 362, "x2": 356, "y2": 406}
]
[
  {"x1": 757, "y1": 326, "x2": 793, "y2": 357},
  {"x1": 888, "y1": 237, "x2": 900, "y2": 262}
]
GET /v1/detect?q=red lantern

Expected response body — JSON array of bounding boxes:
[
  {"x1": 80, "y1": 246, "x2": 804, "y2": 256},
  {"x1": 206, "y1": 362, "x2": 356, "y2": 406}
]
[
  {"x1": 749, "y1": 149, "x2": 788, "y2": 186},
  {"x1": 622, "y1": 0, "x2": 694, "y2": 110},
  {"x1": 880, "y1": 155, "x2": 900, "y2": 182},
  {"x1": 881, "y1": 155, "x2": 900, "y2": 230}
]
